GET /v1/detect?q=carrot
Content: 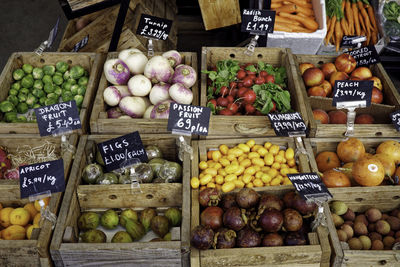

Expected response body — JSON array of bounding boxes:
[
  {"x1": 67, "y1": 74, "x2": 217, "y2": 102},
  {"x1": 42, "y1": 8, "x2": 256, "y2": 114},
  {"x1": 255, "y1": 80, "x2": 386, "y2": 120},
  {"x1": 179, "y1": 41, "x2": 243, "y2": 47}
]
[
  {"x1": 279, "y1": 12, "x2": 319, "y2": 31},
  {"x1": 335, "y1": 20, "x2": 342, "y2": 51},
  {"x1": 274, "y1": 4, "x2": 297, "y2": 13},
  {"x1": 283, "y1": 0, "x2": 313, "y2": 8},
  {"x1": 358, "y1": 1, "x2": 373, "y2": 32},
  {"x1": 271, "y1": 0, "x2": 286, "y2": 3},
  {"x1": 275, "y1": 15, "x2": 301, "y2": 25},
  {"x1": 345, "y1": 0, "x2": 354, "y2": 35},
  {"x1": 359, "y1": 13, "x2": 370, "y2": 45},
  {"x1": 298, "y1": 12, "x2": 315, "y2": 19},
  {"x1": 341, "y1": 17, "x2": 350, "y2": 35},
  {"x1": 271, "y1": 3, "x2": 283, "y2": 8},
  {"x1": 275, "y1": 22, "x2": 293, "y2": 32},
  {"x1": 352, "y1": 2, "x2": 361, "y2": 36},
  {"x1": 296, "y1": 5, "x2": 315, "y2": 16},
  {"x1": 325, "y1": 15, "x2": 336, "y2": 45},
  {"x1": 366, "y1": 4, "x2": 378, "y2": 32},
  {"x1": 371, "y1": 30, "x2": 378, "y2": 44},
  {"x1": 283, "y1": 0, "x2": 310, "y2": 8}
]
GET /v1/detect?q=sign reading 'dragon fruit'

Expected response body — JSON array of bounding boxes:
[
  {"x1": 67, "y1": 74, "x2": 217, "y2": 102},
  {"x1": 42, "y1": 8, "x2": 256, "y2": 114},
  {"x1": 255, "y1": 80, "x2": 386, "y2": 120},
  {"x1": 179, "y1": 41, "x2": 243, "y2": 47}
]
[
  {"x1": 332, "y1": 80, "x2": 373, "y2": 107},
  {"x1": 287, "y1": 172, "x2": 333, "y2": 201},
  {"x1": 348, "y1": 45, "x2": 380, "y2": 67},
  {"x1": 390, "y1": 110, "x2": 400, "y2": 131},
  {"x1": 19, "y1": 159, "x2": 65, "y2": 199},
  {"x1": 34, "y1": 100, "x2": 81, "y2": 136},
  {"x1": 267, "y1": 112, "x2": 307, "y2": 136},
  {"x1": 241, "y1": 9, "x2": 275, "y2": 35},
  {"x1": 97, "y1": 131, "x2": 148, "y2": 172},
  {"x1": 167, "y1": 103, "x2": 211, "y2": 136},
  {"x1": 136, "y1": 14, "x2": 172, "y2": 40}
]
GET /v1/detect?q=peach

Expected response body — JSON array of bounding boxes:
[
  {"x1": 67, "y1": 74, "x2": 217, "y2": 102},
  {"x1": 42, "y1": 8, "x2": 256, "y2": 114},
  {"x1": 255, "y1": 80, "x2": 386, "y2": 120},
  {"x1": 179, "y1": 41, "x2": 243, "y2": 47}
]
[
  {"x1": 335, "y1": 54, "x2": 357, "y2": 74},
  {"x1": 350, "y1": 67, "x2": 372, "y2": 80},
  {"x1": 303, "y1": 67, "x2": 324, "y2": 87},
  {"x1": 330, "y1": 72, "x2": 349, "y2": 87},
  {"x1": 312, "y1": 109, "x2": 330, "y2": 124},
  {"x1": 355, "y1": 114, "x2": 375, "y2": 124},
  {"x1": 299, "y1": 63, "x2": 315, "y2": 75},
  {"x1": 320, "y1": 80, "x2": 333, "y2": 97},
  {"x1": 328, "y1": 110, "x2": 347, "y2": 124},
  {"x1": 308, "y1": 86, "x2": 327, "y2": 97},
  {"x1": 321, "y1": 62, "x2": 337, "y2": 80},
  {"x1": 368, "y1": 76, "x2": 382, "y2": 91},
  {"x1": 371, "y1": 88, "x2": 383, "y2": 104}
]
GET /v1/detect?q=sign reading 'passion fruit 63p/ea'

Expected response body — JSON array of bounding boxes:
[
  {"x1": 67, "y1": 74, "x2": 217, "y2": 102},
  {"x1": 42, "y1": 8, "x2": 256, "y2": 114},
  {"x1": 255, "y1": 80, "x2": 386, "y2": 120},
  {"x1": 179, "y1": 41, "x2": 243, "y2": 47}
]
[{"x1": 167, "y1": 103, "x2": 211, "y2": 136}]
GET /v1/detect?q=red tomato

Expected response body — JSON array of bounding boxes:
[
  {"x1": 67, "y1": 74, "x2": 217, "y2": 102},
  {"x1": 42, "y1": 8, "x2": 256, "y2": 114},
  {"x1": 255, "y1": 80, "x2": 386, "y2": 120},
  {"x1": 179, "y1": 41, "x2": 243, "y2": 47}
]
[
  {"x1": 217, "y1": 97, "x2": 229, "y2": 107},
  {"x1": 219, "y1": 109, "x2": 233, "y2": 115},
  {"x1": 255, "y1": 76, "x2": 265, "y2": 85},
  {"x1": 243, "y1": 90, "x2": 256, "y2": 104},
  {"x1": 237, "y1": 87, "x2": 248, "y2": 98},
  {"x1": 236, "y1": 70, "x2": 246, "y2": 80},
  {"x1": 242, "y1": 77, "x2": 253, "y2": 88},
  {"x1": 265, "y1": 75, "x2": 275, "y2": 83}
]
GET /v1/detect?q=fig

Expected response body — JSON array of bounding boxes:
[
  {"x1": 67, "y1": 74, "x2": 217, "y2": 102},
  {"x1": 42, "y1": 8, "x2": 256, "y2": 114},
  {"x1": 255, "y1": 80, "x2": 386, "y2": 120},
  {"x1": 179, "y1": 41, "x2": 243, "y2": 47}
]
[
  {"x1": 332, "y1": 213, "x2": 344, "y2": 227},
  {"x1": 78, "y1": 212, "x2": 100, "y2": 230},
  {"x1": 390, "y1": 209, "x2": 400, "y2": 217},
  {"x1": 236, "y1": 227, "x2": 261, "y2": 248},
  {"x1": 164, "y1": 232, "x2": 171, "y2": 241},
  {"x1": 125, "y1": 217, "x2": 146, "y2": 241},
  {"x1": 120, "y1": 209, "x2": 138, "y2": 227},
  {"x1": 100, "y1": 209, "x2": 119, "y2": 229},
  {"x1": 157, "y1": 161, "x2": 182, "y2": 182},
  {"x1": 359, "y1": 235, "x2": 371, "y2": 250},
  {"x1": 354, "y1": 222, "x2": 368, "y2": 236},
  {"x1": 81, "y1": 229, "x2": 106, "y2": 243},
  {"x1": 95, "y1": 150, "x2": 104, "y2": 166},
  {"x1": 221, "y1": 194, "x2": 238, "y2": 211},
  {"x1": 191, "y1": 225, "x2": 214, "y2": 250},
  {"x1": 258, "y1": 208, "x2": 283, "y2": 232},
  {"x1": 82, "y1": 163, "x2": 103, "y2": 184},
  {"x1": 330, "y1": 201, "x2": 348, "y2": 216},
  {"x1": 387, "y1": 216, "x2": 400, "y2": 231},
  {"x1": 96, "y1": 172, "x2": 118, "y2": 184},
  {"x1": 258, "y1": 194, "x2": 284, "y2": 212},
  {"x1": 201, "y1": 206, "x2": 223, "y2": 230},
  {"x1": 368, "y1": 223, "x2": 376, "y2": 232},
  {"x1": 165, "y1": 207, "x2": 182, "y2": 227},
  {"x1": 199, "y1": 188, "x2": 221, "y2": 207},
  {"x1": 283, "y1": 208, "x2": 303, "y2": 232},
  {"x1": 146, "y1": 145, "x2": 162, "y2": 160},
  {"x1": 140, "y1": 208, "x2": 157, "y2": 232},
  {"x1": 236, "y1": 188, "x2": 259, "y2": 209},
  {"x1": 282, "y1": 191, "x2": 296, "y2": 208},
  {"x1": 111, "y1": 231, "x2": 133, "y2": 243},
  {"x1": 376, "y1": 220, "x2": 391, "y2": 235},
  {"x1": 133, "y1": 163, "x2": 154, "y2": 183},
  {"x1": 382, "y1": 213, "x2": 389, "y2": 220},
  {"x1": 292, "y1": 194, "x2": 316, "y2": 215},
  {"x1": 342, "y1": 209, "x2": 355, "y2": 221},
  {"x1": 148, "y1": 158, "x2": 166, "y2": 175},
  {"x1": 262, "y1": 233, "x2": 284, "y2": 247},
  {"x1": 213, "y1": 228, "x2": 236, "y2": 249},
  {"x1": 365, "y1": 208, "x2": 382, "y2": 223},
  {"x1": 348, "y1": 237, "x2": 363, "y2": 250},
  {"x1": 151, "y1": 215, "x2": 170, "y2": 238},
  {"x1": 223, "y1": 207, "x2": 246, "y2": 231},
  {"x1": 284, "y1": 232, "x2": 307, "y2": 246},
  {"x1": 344, "y1": 221, "x2": 354, "y2": 227},
  {"x1": 118, "y1": 174, "x2": 131, "y2": 184}
]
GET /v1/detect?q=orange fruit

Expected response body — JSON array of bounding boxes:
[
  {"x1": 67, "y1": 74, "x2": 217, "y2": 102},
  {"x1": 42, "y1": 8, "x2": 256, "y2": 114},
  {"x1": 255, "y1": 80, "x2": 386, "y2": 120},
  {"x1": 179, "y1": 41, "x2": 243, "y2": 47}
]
[
  {"x1": 26, "y1": 224, "x2": 39, "y2": 240},
  {"x1": 24, "y1": 203, "x2": 38, "y2": 221},
  {"x1": 352, "y1": 157, "x2": 385, "y2": 186},
  {"x1": 2, "y1": 225, "x2": 26, "y2": 240},
  {"x1": 321, "y1": 169, "x2": 351, "y2": 188},
  {"x1": 336, "y1": 138, "x2": 365, "y2": 163},
  {"x1": 0, "y1": 207, "x2": 14, "y2": 228},
  {"x1": 9, "y1": 208, "x2": 30, "y2": 226},
  {"x1": 34, "y1": 197, "x2": 50, "y2": 212},
  {"x1": 33, "y1": 213, "x2": 41, "y2": 226},
  {"x1": 315, "y1": 151, "x2": 340, "y2": 172}
]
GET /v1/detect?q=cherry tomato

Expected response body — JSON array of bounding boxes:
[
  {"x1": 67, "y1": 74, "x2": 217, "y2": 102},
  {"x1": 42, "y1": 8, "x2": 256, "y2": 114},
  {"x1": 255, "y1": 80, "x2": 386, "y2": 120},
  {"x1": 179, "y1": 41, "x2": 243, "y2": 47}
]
[
  {"x1": 236, "y1": 70, "x2": 246, "y2": 80},
  {"x1": 248, "y1": 74, "x2": 256, "y2": 80},
  {"x1": 265, "y1": 75, "x2": 275, "y2": 83},
  {"x1": 246, "y1": 70, "x2": 256, "y2": 75},
  {"x1": 243, "y1": 90, "x2": 256, "y2": 104},
  {"x1": 242, "y1": 77, "x2": 254, "y2": 88},
  {"x1": 237, "y1": 82, "x2": 244, "y2": 88},
  {"x1": 217, "y1": 97, "x2": 229, "y2": 107}
]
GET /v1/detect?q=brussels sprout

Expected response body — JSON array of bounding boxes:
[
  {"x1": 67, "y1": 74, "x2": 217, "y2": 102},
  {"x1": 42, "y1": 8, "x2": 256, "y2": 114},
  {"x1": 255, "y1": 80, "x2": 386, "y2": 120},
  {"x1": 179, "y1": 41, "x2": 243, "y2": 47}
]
[
  {"x1": 32, "y1": 88, "x2": 45, "y2": 98},
  {"x1": 44, "y1": 83, "x2": 55, "y2": 93},
  {"x1": 33, "y1": 80, "x2": 44, "y2": 90},
  {"x1": 13, "y1": 69, "x2": 25, "y2": 80},
  {"x1": 32, "y1": 67, "x2": 44, "y2": 79},
  {"x1": 4, "y1": 112, "x2": 17, "y2": 122},
  {"x1": 67, "y1": 78, "x2": 77, "y2": 85},
  {"x1": 71, "y1": 84, "x2": 79, "y2": 95},
  {"x1": 21, "y1": 76, "x2": 34, "y2": 88},
  {"x1": 74, "y1": 95, "x2": 84, "y2": 107},
  {"x1": 62, "y1": 81, "x2": 73, "y2": 91},
  {"x1": 53, "y1": 75, "x2": 63, "y2": 85},
  {"x1": 33, "y1": 103, "x2": 41, "y2": 109},
  {"x1": 77, "y1": 85, "x2": 86, "y2": 96},
  {"x1": 62, "y1": 91, "x2": 73, "y2": 102},
  {"x1": 45, "y1": 97, "x2": 58, "y2": 106},
  {"x1": 54, "y1": 71, "x2": 63, "y2": 77},
  {"x1": 70, "y1": 65, "x2": 85, "y2": 79},
  {"x1": 47, "y1": 93, "x2": 57, "y2": 99},
  {"x1": 39, "y1": 97, "x2": 46, "y2": 106},
  {"x1": 42, "y1": 74, "x2": 53, "y2": 84},
  {"x1": 9, "y1": 88, "x2": 18, "y2": 96},
  {"x1": 78, "y1": 76, "x2": 89, "y2": 86},
  {"x1": 26, "y1": 94, "x2": 37, "y2": 107},
  {"x1": 0, "y1": 101, "x2": 15, "y2": 113},
  {"x1": 17, "y1": 115, "x2": 28, "y2": 122},
  {"x1": 56, "y1": 61, "x2": 69, "y2": 73},
  {"x1": 17, "y1": 102, "x2": 28, "y2": 114},
  {"x1": 17, "y1": 93, "x2": 27, "y2": 103},
  {"x1": 54, "y1": 86, "x2": 62, "y2": 96},
  {"x1": 7, "y1": 95, "x2": 18, "y2": 106},
  {"x1": 22, "y1": 64, "x2": 33, "y2": 74},
  {"x1": 63, "y1": 70, "x2": 71, "y2": 80},
  {"x1": 20, "y1": 88, "x2": 30, "y2": 95},
  {"x1": 11, "y1": 81, "x2": 21, "y2": 91},
  {"x1": 43, "y1": 65, "x2": 56, "y2": 76}
]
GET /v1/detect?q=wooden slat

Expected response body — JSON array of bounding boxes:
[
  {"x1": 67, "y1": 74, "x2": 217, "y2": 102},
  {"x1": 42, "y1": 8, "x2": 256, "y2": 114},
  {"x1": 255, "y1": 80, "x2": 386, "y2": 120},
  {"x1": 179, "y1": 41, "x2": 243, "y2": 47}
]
[
  {"x1": 200, "y1": 47, "x2": 309, "y2": 139},
  {"x1": 198, "y1": 0, "x2": 241, "y2": 30},
  {"x1": 90, "y1": 52, "x2": 199, "y2": 134}
]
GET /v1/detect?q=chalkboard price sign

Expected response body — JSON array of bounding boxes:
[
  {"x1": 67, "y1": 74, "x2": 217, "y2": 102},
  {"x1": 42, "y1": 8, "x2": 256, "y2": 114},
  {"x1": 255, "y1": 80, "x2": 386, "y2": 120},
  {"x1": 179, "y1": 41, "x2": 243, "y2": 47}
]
[
  {"x1": 340, "y1": 35, "x2": 365, "y2": 48},
  {"x1": 287, "y1": 172, "x2": 332, "y2": 201},
  {"x1": 241, "y1": 9, "x2": 275, "y2": 35},
  {"x1": 34, "y1": 100, "x2": 82, "y2": 137},
  {"x1": 97, "y1": 131, "x2": 148, "y2": 172},
  {"x1": 348, "y1": 45, "x2": 380, "y2": 67},
  {"x1": 390, "y1": 110, "x2": 400, "y2": 131},
  {"x1": 72, "y1": 35, "x2": 89, "y2": 52},
  {"x1": 167, "y1": 103, "x2": 211, "y2": 136},
  {"x1": 267, "y1": 112, "x2": 307, "y2": 136},
  {"x1": 19, "y1": 159, "x2": 65, "y2": 199},
  {"x1": 332, "y1": 80, "x2": 373, "y2": 107},
  {"x1": 136, "y1": 14, "x2": 172, "y2": 41}
]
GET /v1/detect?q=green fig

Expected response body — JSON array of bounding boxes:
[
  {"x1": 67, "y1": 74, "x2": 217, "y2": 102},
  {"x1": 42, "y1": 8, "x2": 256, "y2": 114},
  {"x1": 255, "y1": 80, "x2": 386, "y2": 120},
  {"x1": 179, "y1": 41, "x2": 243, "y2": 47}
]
[
  {"x1": 81, "y1": 229, "x2": 106, "y2": 243},
  {"x1": 165, "y1": 208, "x2": 182, "y2": 227},
  {"x1": 100, "y1": 209, "x2": 119, "y2": 229},
  {"x1": 151, "y1": 215, "x2": 170, "y2": 238},
  {"x1": 120, "y1": 209, "x2": 139, "y2": 227},
  {"x1": 78, "y1": 212, "x2": 100, "y2": 230},
  {"x1": 164, "y1": 232, "x2": 171, "y2": 241},
  {"x1": 124, "y1": 217, "x2": 146, "y2": 241},
  {"x1": 140, "y1": 208, "x2": 157, "y2": 232},
  {"x1": 111, "y1": 231, "x2": 133, "y2": 243}
]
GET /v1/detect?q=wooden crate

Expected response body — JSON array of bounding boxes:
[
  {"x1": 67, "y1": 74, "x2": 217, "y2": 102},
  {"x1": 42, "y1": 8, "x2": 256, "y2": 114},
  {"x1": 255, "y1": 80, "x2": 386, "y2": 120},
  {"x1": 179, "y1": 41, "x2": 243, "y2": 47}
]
[
  {"x1": 198, "y1": 0, "x2": 241, "y2": 30},
  {"x1": 0, "y1": 52, "x2": 103, "y2": 134},
  {"x1": 293, "y1": 54, "x2": 400, "y2": 137},
  {"x1": 190, "y1": 139, "x2": 331, "y2": 267},
  {"x1": 200, "y1": 47, "x2": 310, "y2": 139},
  {"x1": 90, "y1": 52, "x2": 198, "y2": 134},
  {"x1": 58, "y1": 1, "x2": 177, "y2": 53},
  {"x1": 324, "y1": 187, "x2": 400, "y2": 266},
  {"x1": 0, "y1": 134, "x2": 78, "y2": 266},
  {"x1": 50, "y1": 134, "x2": 190, "y2": 267}
]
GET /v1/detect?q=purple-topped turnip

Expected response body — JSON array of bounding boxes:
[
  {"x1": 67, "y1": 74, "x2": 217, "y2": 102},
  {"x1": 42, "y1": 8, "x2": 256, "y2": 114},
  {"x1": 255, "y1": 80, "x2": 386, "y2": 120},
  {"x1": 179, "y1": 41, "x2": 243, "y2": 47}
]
[
  {"x1": 114, "y1": 85, "x2": 131, "y2": 98},
  {"x1": 103, "y1": 86, "x2": 122, "y2": 106},
  {"x1": 144, "y1": 56, "x2": 174, "y2": 83},
  {"x1": 104, "y1": 59, "x2": 130, "y2": 85},
  {"x1": 171, "y1": 64, "x2": 197, "y2": 88},
  {"x1": 123, "y1": 52, "x2": 148, "y2": 74},
  {"x1": 107, "y1": 107, "x2": 123, "y2": 118},
  {"x1": 143, "y1": 105, "x2": 155, "y2": 119},
  {"x1": 169, "y1": 83, "x2": 193, "y2": 104},
  {"x1": 149, "y1": 83, "x2": 171, "y2": 105},
  {"x1": 150, "y1": 100, "x2": 174, "y2": 119},
  {"x1": 162, "y1": 50, "x2": 182, "y2": 68},
  {"x1": 118, "y1": 48, "x2": 142, "y2": 62},
  {"x1": 127, "y1": 74, "x2": 152, "y2": 97},
  {"x1": 119, "y1": 96, "x2": 147, "y2": 118}
]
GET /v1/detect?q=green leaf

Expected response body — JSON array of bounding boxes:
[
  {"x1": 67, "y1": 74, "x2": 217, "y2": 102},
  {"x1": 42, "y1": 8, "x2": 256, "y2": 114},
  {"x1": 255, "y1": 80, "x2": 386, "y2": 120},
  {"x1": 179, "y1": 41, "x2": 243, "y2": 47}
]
[
  {"x1": 207, "y1": 101, "x2": 216, "y2": 114},
  {"x1": 257, "y1": 61, "x2": 265, "y2": 70},
  {"x1": 261, "y1": 98, "x2": 273, "y2": 114},
  {"x1": 245, "y1": 65, "x2": 257, "y2": 73}
]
